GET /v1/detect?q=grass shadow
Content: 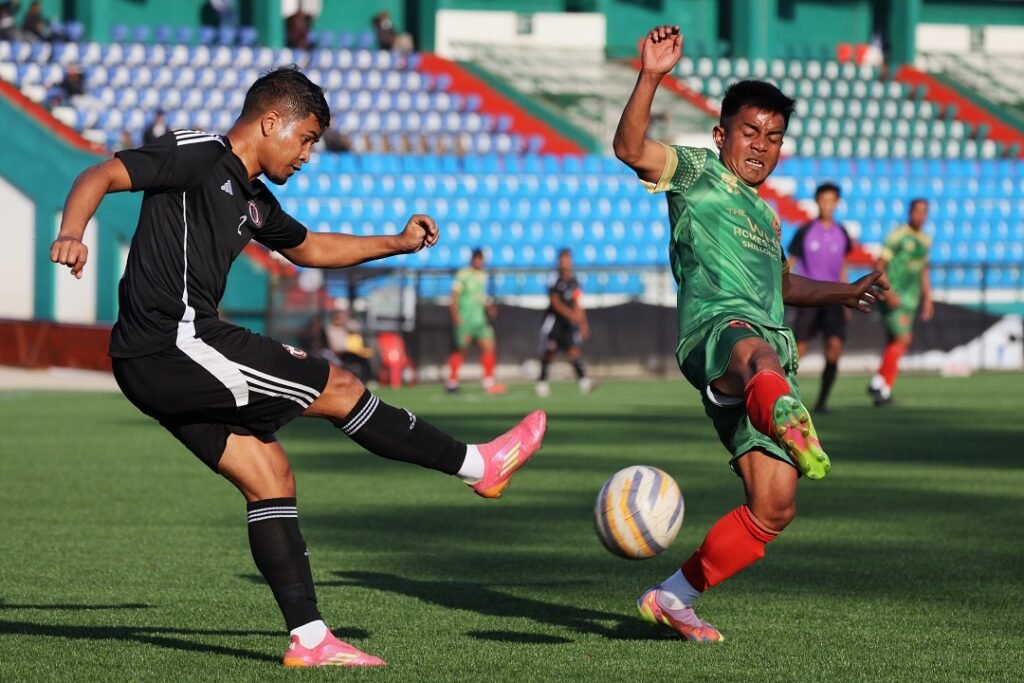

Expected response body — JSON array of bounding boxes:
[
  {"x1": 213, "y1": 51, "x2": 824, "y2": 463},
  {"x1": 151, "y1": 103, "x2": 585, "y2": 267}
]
[{"x1": 326, "y1": 571, "x2": 659, "y2": 642}]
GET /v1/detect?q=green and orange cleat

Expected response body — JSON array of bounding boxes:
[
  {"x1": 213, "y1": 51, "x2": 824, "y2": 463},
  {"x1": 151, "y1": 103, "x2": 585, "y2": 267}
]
[
  {"x1": 637, "y1": 587, "x2": 723, "y2": 643},
  {"x1": 772, "y1": 395, "x2": 830, "y2": 480},
  {"x1": 470, "y1": 410, "x2": 547, "y2": 498},
  {"x1": 282, "y1": 632, "x2": 386, "y2": 668}
]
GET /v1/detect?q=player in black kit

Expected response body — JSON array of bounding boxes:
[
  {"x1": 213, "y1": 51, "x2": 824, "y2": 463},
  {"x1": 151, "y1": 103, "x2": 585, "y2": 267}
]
[
  {"x1": 50, "y1": 67, "x2": 546, "y2": 668},
  {"x1": 535, "y1": 248, "x2": 592, "y2": 397}
]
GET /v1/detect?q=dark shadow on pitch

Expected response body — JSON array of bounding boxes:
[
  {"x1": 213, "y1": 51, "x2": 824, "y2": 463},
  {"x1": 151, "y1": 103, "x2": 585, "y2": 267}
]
[
  {"x1": 326, "y1": 571, "x2": 661, "y2": 642},
  {"x1": 0, "y1": 619, "x2": 292, "y2": 662},
  {"x1": 0, "y1": 601, "x2": 152, "y2": 611}
]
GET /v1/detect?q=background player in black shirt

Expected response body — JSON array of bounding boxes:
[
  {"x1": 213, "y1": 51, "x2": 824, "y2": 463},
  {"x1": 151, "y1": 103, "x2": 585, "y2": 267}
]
[
  {"x1": 50, "y1": 67, "x2": 547, "y2": 668},
  {"x1": 535, "y1": 248, "x2": 591, "y2": 397}
]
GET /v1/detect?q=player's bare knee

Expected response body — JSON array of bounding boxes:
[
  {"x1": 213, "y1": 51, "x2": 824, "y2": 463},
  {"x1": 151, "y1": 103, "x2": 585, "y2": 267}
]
[
  {"x1": 324, "y1": 365, "x2": 365, "y2": 398},
  {"x1": 749, "y1": 498, "x2": 796, "y2": 532}
]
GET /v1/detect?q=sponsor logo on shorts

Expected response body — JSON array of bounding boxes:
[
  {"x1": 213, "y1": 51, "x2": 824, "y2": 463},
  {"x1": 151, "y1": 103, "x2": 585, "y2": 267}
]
[{"x1": 283, "y1": 344, "x2": 307, "y2": 359}]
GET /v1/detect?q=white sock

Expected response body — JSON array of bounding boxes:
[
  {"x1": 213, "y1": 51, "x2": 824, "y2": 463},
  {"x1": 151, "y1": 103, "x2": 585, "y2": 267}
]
[
  {"x1": 870, "y1": 374, "x2": 885, "y2": 390},
  {"x1": 290, "y1": 619, "x2": 328, "y2": 648},
  {"x1": 456, "y1": 445, "x2": 485, "y2": 483},
  {"x1": 657, "y1": 570, "x2": 700, "y2": 610}
]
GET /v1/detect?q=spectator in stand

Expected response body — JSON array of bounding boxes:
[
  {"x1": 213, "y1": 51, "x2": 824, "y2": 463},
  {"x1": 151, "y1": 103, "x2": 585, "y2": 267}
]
[
  {"x1": 59, "y1": 65, "x2": 86, "y2": 102},
  {"x1": 372, "y1": 10, "x2": 414, "y2": 53},
  {"x1": 201, "y1": 0, "x2": 237, "y2": 30},
  {"x1": 143, "y1": 110, "x2": 168, "y2": 145},
  {"x1": 21, "y1": 0, "x2": 50, "y2": 41},
  {"x1": 321, "y1": 125, "x2": 352, "y2": 153},
  {"x1": 0, "y1": 1, "x2": 23, "y2": 41},
  {"x1": 285, "y1": 7, "x2": 312, "y2": 50},
  {"x1": 115, "y1": 130, "x2": 135, "y2": 152}
]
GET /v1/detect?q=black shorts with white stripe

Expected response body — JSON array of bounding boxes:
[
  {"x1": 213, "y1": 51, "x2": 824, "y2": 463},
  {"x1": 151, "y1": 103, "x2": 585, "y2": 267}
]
[{"x1": 112, "y1": 319, "x2": 330, "y2": 471}]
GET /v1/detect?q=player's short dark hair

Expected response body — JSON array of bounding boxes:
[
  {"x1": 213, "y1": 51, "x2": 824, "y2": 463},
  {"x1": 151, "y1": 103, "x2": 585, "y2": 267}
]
[
  {"x1": 909, "y1": 197, "x2": 928, "y2": 211},
  {"x1": 471, "y1": 248, "x2": 484, "y2": 259},
  {"x1": 720, "y1": 80, "x2": 796, "y2": 131},
  {"x1": 815, "y1": 182, "x2": 841, "y2": 200},
  {"x1": 558, "y1": 248, "x2": 572, "y2": 258},
  {"x1": 241, "y1": 66, "x2": 330, "y2": 130}
]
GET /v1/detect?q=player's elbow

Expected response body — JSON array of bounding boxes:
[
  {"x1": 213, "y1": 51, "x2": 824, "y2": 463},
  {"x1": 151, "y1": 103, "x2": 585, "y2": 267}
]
[{"x1": 612, "y1": 138, "x2": 640, "y2": 165}]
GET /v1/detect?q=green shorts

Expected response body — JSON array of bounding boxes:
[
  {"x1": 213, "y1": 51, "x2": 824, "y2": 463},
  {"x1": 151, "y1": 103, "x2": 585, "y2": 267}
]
[
  {"x1": 679, "y1": 317, "x2": 802, "y2": 474},
  {"x1": 881, "y1": 301, "x2": 918, "y2": 338},
  {"x1": 454, "y1": 320, "x2": 494, "y2": 349}
]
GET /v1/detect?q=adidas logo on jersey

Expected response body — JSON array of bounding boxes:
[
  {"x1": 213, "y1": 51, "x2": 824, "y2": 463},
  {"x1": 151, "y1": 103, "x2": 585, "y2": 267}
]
[{"x1": 221, "y1": 179, "x2": 233, "y2": 195}]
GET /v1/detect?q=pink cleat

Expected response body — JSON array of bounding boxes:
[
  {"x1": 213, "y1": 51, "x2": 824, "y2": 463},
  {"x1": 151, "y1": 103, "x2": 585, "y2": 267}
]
[
  {"x1": 470, "y1": 410, "x2": 547, "y2": 498},
  {"x1": 281, "y1": 632, "x2": 386, "y2": 667},
  {"x1": 637, "y1": 587, "x2": 723, "y2": 643}
]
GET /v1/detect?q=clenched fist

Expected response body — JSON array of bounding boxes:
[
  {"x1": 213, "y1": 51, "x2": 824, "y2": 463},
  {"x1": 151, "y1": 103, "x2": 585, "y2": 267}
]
[
  {"x1": 396, "y1": 214, "x2": 439, "y2": 253},
  {"x1": 51, "y1": 235, "x2": 89, "y2": 279}
]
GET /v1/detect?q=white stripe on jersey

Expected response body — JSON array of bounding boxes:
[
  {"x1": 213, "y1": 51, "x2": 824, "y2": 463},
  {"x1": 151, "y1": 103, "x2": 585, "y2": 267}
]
[
  {"x1": 174, "y1": 129, "x2": 225, "y2": 146},
  {"x1": 172, "y1": 190, "x2": 318, "y2": 410},
  {"x1": 177, "y1": 136, "x2": 225, "y2": 147}
]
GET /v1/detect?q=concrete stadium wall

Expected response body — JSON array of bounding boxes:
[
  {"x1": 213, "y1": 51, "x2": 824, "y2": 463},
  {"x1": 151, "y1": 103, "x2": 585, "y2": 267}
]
[{"x1": 0, "y1": 176, "x2": 36, "y2": 320}]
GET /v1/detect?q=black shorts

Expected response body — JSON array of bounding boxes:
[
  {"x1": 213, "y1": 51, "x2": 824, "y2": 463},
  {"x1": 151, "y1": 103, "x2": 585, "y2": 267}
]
[
  {"x1": 538, "y1": 314, "x2": 582, "y2": 354},
  {"x1": 111, "y1": 320, "x2": 330, "y2": 471},
  {"x1": 793, "y1": 305, "x2": 847, "y2": 343}
]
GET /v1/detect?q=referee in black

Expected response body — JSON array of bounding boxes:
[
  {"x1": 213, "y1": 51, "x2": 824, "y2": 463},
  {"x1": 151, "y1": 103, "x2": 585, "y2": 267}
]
[{"x1": 50, "y1": 66, "x2": 546, "y2": 668}]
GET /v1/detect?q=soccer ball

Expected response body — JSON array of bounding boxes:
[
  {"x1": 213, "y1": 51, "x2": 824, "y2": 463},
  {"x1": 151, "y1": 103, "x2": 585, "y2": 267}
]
[{"x1": 594, "y1": 465, "x2": 684, "y2": 559}]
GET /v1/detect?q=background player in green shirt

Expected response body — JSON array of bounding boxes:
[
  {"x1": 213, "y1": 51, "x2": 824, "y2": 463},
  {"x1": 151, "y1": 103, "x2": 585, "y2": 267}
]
[
  {"x1": 613, "y1": 24, "x2": 889, "y2": 642},
  {"x1": 868, "y1": 199, "x2": 933, "y2": 405},
  {"x1": 447, "y1": 248, "x2": 506, "y2": 394}
]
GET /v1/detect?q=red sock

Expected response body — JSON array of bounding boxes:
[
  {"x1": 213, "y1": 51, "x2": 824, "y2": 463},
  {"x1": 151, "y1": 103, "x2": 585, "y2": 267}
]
[
  {"x1": 744, "y1": 370, "x2": 791, "y2": 437},
  {"x1": 481, "y1": 350, "x2": 496, "y2": 381},
  {"x1": 681, "y1": 505, "x2": 780, "y2": 592},
  {"x1": 448, "y1": 351, "x2": 463, "y2": 382},
  {"x1": 879, "y1": 341, "x2": 905, "y2": 387}
]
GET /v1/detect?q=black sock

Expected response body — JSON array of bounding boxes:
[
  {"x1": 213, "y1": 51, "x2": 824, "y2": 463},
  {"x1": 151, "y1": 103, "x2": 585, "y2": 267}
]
[
  {"x1": 334, "y1": 390, "x2": 467, "y2": 474},
  {"x1": 572, "y1": 358, "x2": 586, "y2": 379},
  {"x1": 246, "y1": 498, "x2": 320, "y2": 631},
  {"x1": 818, "y1": 361, "x2": 838, "y2": 409},
  {"x1": 539, "y1": 360, "x2": 550, "y2": 381}
]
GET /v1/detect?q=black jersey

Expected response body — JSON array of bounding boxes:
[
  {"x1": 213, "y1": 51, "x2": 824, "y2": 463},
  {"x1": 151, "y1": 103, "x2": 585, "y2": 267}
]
[
  {"x1": 110, "y1": 130, "x2": 307, "y2": 357},
  {"x1": 547, "y1": 275, "x2": 581, "y2": 325}
]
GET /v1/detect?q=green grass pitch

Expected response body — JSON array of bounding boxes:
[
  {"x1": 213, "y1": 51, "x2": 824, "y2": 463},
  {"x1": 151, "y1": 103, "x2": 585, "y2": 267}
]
[{"x1": 2, "y1": 373, "x2": 1023, "y2": 681}]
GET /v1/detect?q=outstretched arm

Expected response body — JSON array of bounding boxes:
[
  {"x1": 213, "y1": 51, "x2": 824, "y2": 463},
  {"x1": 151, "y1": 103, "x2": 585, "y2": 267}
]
[
  {"x1": 612, "y1": 25, "x2": 683, "y2": 183},
  {"x1": 51, "y1": 158, "x2": 134, "y2": 278},
  {"x1": 784, "y1": 270, "x2": 890, "y2": 313},
  {"x1": 282, "y1": 214, "x2": 438, "y2": 269},
  {"x1": 920, "y1": 264, "x2": 934, "y2": 321}
]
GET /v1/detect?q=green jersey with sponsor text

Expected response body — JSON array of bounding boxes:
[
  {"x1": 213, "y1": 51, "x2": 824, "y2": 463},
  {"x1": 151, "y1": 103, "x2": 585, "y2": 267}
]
[
  {"x1": 453, "y1": 267, "x2": 489, "y2": 326},
  {"x1": 643, "y1": 144, "x2": 788, "y2": 360},
  {"x1": 880, "y1": 225, "x2": 930, "y2": 307}
]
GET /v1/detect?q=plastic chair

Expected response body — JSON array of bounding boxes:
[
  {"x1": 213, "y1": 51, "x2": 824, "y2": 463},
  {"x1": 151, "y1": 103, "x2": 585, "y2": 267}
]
[{"x1": 376, "y1": 333, "x2": 414, "y2": 388}]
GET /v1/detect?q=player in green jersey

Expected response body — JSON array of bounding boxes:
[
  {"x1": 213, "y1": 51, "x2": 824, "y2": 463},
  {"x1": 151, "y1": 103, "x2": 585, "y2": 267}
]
[
  {"x1": 447, "y1": 248, "x2": 506, "y2": 394},
  {"x1": 868, "y1": 199, "x2": 933, "y2": 406},
  {"x1": 614, "y1": 24, "x2": 889, "y2": 642}
]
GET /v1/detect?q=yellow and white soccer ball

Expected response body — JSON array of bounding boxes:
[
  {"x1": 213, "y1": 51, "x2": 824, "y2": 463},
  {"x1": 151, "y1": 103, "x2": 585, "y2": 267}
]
[{"x1": 594, "y1": 465, "x2": 684, "y2": 559}]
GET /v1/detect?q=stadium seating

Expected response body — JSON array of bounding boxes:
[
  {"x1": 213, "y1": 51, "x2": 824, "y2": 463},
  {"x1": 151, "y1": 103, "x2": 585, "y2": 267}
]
[
  {"x1": 270, "y1": 152, "x2": 1023, "y2": 299},
  {"x1": 0, "y1": 38, "x2": 528, "y2": 153},
  {"x1": 773, "y1": 156, "x2": 1024, "y2": 291},
  {"x1": 675, "y1": 56, "x2": 1010, "y2": 159},
  {"x1": 1, "y1": 37, "x2": 1019, "y2": 298}
]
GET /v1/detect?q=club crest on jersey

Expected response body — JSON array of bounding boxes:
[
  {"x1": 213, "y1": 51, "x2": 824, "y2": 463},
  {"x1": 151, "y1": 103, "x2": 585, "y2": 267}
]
[
  {"x1": 282, "y1": 344, "x2": 307, "y2": 359},
  {"x1": 247, "y1": 200, "x2": 262, "y2": 228},
  {"x1": 720, "y1": 172, "x2": 739, "y2": 194}
]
